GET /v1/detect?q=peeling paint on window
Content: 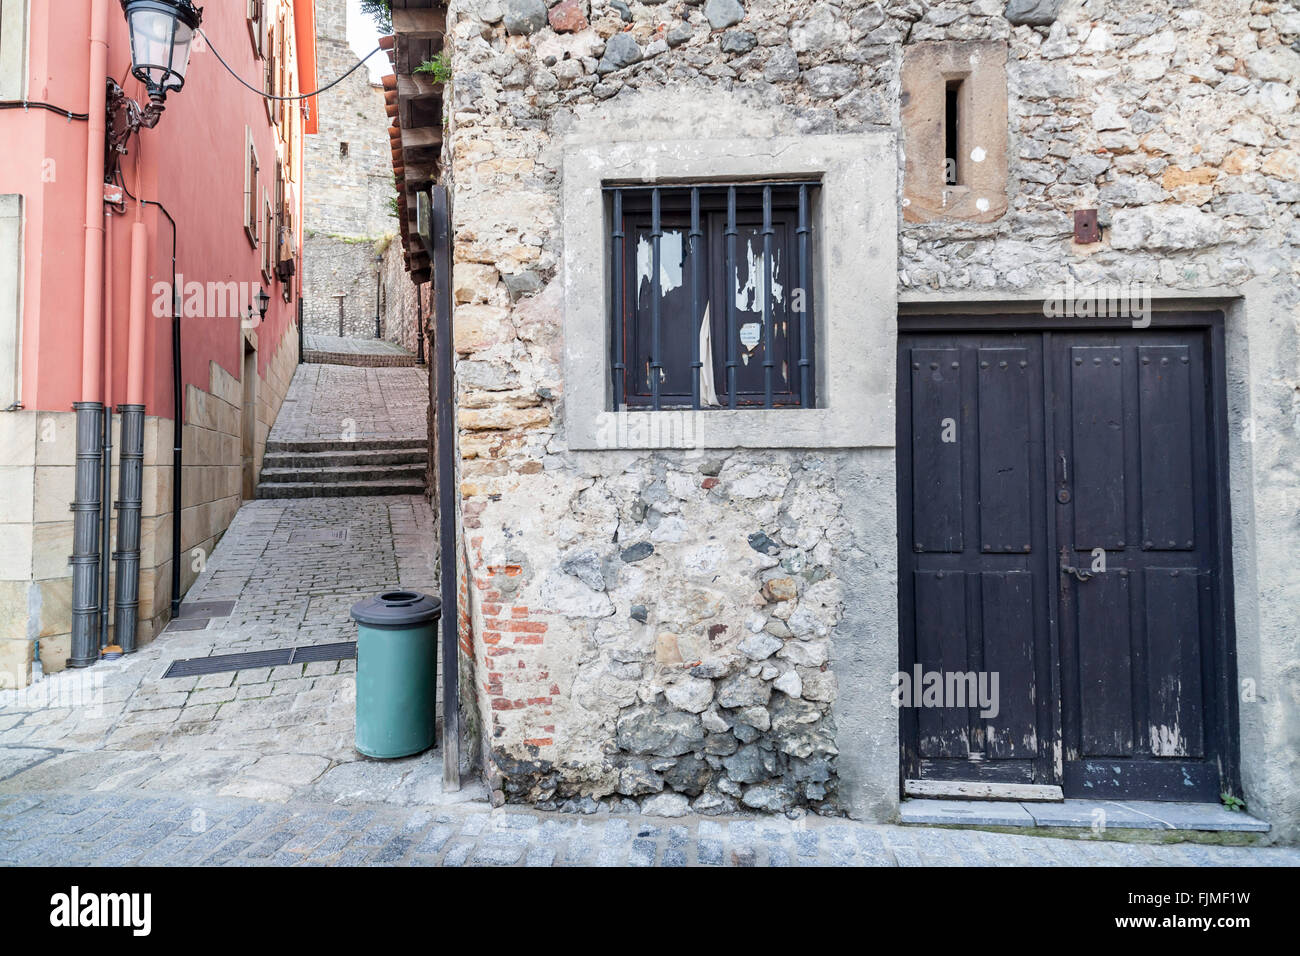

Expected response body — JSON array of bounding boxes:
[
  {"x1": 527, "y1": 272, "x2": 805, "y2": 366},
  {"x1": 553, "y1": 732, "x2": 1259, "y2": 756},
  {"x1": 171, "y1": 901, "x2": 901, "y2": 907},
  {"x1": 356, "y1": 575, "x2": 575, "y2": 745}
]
[
  {"x1": 636, "y1": 229, "x2": 684, "y2": 295},
  {"x1": 734, "y1": 239, "x2": 782, "y2": 314}
]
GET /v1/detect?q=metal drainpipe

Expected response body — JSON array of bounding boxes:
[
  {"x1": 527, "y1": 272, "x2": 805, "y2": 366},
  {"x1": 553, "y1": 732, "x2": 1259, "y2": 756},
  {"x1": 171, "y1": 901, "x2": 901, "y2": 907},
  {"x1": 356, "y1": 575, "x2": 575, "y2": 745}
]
[
  {"x1": 98, "y1": 207, "x2": 114, "y2": 657},
  {"x1": 169, "y1": 248, "x2": 182, "y2": 619},
  {"x1": 69, "y1": 0, "x2": 111, "y2": 669},
  {"x1": 112, "y1": 403, "x2": 143, "y2": 653},
  {"x1": 99, "y1": 400, "x2": 112, "y2": 653},
  {"x1": 68, "y1": 402, "x2": 103, "y2": 668},
  {"x1": 113, "y1": 213, "x2": 150, "y2": 655}
]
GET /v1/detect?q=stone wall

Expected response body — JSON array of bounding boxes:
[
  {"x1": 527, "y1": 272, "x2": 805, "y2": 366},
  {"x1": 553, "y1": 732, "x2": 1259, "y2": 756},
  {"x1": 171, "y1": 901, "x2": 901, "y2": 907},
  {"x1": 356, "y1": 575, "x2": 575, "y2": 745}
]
[
  {"x1": 303, "y1": 0, "x2": 398, "y2": 239},
  {"x1": 301, "y1": 0, "x2": 401, "y2": 343},
  {"x1": 301, "y1": 234, "x2": 385, "y2": 338},
  {"x1": 300, "y1": 234, "x2": 426, "y2": 356},
  {"x1": 443, "y1": 0, "x2": 1300, "y2": 836}
]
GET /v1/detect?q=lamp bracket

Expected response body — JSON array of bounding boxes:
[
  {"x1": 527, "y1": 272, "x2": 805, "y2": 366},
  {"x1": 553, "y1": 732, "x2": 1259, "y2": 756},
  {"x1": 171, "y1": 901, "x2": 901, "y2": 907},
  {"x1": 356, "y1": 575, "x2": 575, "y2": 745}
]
[{"x1": 105, "y1": 77, "x2": 165, "y2": 183}]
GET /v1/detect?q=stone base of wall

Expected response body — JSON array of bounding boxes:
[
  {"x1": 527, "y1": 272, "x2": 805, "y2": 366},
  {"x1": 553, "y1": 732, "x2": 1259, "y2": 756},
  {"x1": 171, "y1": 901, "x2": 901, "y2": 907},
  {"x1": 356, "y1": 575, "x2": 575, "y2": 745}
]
[
  {"x1": 301, "y1": 349, "x2": 418, "y2": 368},
  {"x1": 0, "y1": 323, "x2": 297, "y2": 688}
]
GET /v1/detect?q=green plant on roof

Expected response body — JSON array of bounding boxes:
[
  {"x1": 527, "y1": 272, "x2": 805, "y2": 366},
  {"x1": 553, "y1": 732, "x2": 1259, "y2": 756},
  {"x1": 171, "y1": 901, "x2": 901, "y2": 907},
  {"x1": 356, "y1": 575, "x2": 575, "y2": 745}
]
[{"x1": 415, "y1": 52, "x2": 452, "y2": 85}]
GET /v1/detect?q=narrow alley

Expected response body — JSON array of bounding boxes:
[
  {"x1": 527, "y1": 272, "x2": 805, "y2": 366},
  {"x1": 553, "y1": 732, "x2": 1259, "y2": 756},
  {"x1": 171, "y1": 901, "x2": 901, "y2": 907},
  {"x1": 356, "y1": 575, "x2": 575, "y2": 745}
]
[{"x1": 0, "y1": 362, "x2": 464, "y2": 821}]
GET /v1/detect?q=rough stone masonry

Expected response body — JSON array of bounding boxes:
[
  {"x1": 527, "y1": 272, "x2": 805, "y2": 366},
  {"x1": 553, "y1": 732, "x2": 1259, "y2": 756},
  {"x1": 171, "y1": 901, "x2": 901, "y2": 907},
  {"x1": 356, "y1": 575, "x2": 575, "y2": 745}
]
[{"x1": 439, "y1": 0, "x2": 1300, "y2": 836}]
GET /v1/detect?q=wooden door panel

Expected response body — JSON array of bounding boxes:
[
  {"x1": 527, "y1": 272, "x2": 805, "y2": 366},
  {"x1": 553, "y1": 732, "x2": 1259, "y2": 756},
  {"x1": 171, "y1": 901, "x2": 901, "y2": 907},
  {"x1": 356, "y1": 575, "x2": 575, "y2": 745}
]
[
  {"x1": 980, "y1": 570, "x2": 1037, "y2": 759},
  {"x1": 977, "y1": 348, "x2": 1032, "y2": 554},
  {"x1": 1074, "y1": 569, "x2": 1134, "y2": 757},
  {"x1": 909, "y1": 348, "x2": 963, "y2": 553},
  {"x1": 1138, "y1": 345, "x2": 1196, "y2": 551},
  {"x1": 1143, "y1": 567, "x2": 1205, "y2": 758},
  {"x1": 1069, "y1": 346, "x2": 1127, "y2": 551},
  {"x1": 914, "y1": 569, "x2": 970, "y2": 760}
]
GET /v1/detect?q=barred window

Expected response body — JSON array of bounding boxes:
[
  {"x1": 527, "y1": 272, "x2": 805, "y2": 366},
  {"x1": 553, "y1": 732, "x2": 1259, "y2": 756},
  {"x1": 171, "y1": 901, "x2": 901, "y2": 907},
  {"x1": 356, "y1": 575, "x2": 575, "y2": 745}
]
[{"x1": 608, "y1": 182, "x2": 818, "y2": 411}]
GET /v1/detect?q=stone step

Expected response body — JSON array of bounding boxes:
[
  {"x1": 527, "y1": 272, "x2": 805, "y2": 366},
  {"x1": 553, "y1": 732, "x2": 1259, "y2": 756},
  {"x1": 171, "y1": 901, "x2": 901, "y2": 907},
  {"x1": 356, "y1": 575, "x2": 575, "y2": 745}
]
[
  {"x1": 259, "y1": 463, "x2": 426, "y2": 484},
  {"x1": 255, "y1": 478, "x2": 426, "y2": 499},
  {"x1": 264, "y1": 437, "x2": 427, "y2": 453},
  {"x1": 261, "y1": 447, "x2": 427, "y2": 469}
]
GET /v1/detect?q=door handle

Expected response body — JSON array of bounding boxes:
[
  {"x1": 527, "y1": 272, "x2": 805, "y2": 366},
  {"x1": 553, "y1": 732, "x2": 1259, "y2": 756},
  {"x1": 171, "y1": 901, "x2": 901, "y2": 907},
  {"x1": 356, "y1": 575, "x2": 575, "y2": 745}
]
[{"x1": 1061, "y1": 565, "x2": 1094, "y2": 582}]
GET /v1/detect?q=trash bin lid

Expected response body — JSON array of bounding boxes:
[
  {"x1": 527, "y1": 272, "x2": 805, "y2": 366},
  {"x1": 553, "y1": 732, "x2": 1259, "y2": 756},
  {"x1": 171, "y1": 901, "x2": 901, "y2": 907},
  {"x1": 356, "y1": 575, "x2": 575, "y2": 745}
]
[{"x1": 350, "y1": 590, "x2": 442, "y2": 628}]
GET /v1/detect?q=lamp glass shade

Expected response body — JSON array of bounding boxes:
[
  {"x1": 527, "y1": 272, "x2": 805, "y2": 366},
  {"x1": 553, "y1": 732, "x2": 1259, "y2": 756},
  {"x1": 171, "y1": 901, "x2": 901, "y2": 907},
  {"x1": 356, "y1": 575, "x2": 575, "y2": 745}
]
[{"x1": 123, "y1": 1, "x2": 200, "y2": 96}]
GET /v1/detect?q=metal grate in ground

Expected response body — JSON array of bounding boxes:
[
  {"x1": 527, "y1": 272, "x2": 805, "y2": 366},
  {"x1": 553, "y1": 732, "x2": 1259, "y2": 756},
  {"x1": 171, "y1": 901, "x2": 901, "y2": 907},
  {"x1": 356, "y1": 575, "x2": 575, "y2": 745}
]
[{"x1": 162, "y1": 641, "x2": 357, "y2": 678}]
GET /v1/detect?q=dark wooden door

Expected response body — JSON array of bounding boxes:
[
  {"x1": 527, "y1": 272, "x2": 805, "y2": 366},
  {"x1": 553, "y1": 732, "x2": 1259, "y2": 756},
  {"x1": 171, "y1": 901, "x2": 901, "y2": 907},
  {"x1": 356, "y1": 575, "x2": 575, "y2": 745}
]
[
  {"x1": 897, "y1": 331, "x2": 1057, "y2": 787},
  {"x1": 898, "y1": 319, "x2": 1235, "y2": 801},
  {"x1": 1052, "y1": 331, "x2": 1222, "y2": 800}
]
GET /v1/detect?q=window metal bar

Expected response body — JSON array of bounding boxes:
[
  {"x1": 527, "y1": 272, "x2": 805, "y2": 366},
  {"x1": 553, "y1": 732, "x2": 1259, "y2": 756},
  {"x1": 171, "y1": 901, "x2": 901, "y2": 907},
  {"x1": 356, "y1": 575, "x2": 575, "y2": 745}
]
[
  {"x1": 602, "y1": 180, "x2": 821, "y2": 193},
  {"x1": 724, "y1": 186, "x2": 738, "y2": 409},
  {"x1": 689, "y1": 187, "x2": 702, "y2": 411},
  {"x1": 650, "y1": 187, "x2": 663, "y2": 411},
  {"x1": 761, "y1": 185, "x2": 774, "y2": 409},
  {"x1": 797, "y1": 184, "x2": 811, "y2": 409},
  {"x1": 611, "y1": 188, "x2": 625, "y2": 411}
]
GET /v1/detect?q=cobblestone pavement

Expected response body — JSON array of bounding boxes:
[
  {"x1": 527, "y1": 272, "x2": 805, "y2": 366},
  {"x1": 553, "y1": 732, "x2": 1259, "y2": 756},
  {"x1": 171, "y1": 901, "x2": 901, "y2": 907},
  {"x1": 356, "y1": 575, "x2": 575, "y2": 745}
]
[
  {"x1": 2, "y1": 364, "x2": 1295, "y2": 865},
  {"x1": 304, "y1": 334, "x2": 413, "y2": 356},
  {"x1": 3, "y1": 789, "x2": 1297, "y2": 867},
  {"x1": 269, "y1": 363, "x2": 427, "y2": 443},
  {"x1": 0, "y1": 494, "x2": 459, "y2": 812}
]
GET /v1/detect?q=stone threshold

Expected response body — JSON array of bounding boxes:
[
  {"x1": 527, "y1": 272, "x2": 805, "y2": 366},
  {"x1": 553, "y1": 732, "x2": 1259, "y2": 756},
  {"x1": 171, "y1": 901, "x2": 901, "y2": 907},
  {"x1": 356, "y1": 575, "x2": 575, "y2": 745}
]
[{"x1": 900, "y1": 798, "x2": 1270, "y2": 833}]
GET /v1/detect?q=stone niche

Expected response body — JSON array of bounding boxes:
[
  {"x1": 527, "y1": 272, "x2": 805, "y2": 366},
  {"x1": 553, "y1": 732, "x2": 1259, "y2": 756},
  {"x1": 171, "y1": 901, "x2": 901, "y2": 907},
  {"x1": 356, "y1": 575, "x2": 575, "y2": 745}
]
[{"x1": 902, "y1": 40, "x2": 1009, "y2": 223}]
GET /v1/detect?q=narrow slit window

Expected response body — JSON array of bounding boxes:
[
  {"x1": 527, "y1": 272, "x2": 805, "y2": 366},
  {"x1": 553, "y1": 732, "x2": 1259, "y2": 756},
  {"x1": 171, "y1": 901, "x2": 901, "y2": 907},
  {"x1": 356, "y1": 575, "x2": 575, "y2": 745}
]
[
  {"x1": 339, "y1": 142, "x2": 349, "y2": 158},
  {"x1": 945, "y1": 79, "x2": 962, "y2": 186},
  {"x1": 606, "y1": 182, "x2": 819, "y2": 412}
]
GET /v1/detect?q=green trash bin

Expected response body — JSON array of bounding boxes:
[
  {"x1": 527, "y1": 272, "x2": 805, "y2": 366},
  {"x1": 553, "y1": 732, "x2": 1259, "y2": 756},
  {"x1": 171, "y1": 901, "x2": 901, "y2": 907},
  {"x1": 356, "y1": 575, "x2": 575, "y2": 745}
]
[{"x1": 350, "y1": 589, "x2": 441, "y2": 759}]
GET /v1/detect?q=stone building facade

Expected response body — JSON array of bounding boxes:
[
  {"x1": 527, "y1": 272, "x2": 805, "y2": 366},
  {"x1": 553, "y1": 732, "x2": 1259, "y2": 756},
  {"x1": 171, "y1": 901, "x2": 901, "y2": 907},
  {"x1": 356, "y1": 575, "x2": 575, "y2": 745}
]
[
  {"x1": 301, "y1": 0, "x2": 401, "y2": 340},
  {"x1": 437, "y1": 0, "x2": 1300, "y2": 840}
]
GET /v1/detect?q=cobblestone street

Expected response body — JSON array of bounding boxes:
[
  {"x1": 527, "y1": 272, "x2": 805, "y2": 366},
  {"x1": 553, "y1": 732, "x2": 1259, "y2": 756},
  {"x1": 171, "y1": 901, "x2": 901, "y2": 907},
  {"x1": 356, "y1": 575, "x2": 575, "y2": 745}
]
[
  {"x1": 1, "y1": 362, "x2": 1295, "y2": 867},
  {"x1": 3, "y1": 788, "x2": 1298, "y2": 867}
]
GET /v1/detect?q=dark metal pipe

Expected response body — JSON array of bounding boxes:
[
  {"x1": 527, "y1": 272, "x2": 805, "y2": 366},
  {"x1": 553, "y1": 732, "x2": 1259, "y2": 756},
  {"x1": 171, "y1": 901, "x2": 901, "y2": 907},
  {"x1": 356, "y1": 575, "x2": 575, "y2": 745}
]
[
  {"x1": 761, "y1": 186, "x2": 774, "y2": 409},
  {"x1": 111, "y1": 172, "x2": 179, "y2": 621},
  {"x1": 725, "y1": 186, "x2": 738, "y2": 409},
  {"x1": 68, "y1": 401, "x2": 103, "y2": 668},
  {"x1": 649, "y1": 188, "x2": 662, "y2": 411},
  {"x1": 112, "y1": 403, "x2": 144, "y2": 653},
  {"x1": 297, "y1": 296, "x2": 304, "y2": 365},
  {"x1": 416, "y1": 286, "x2": 425, "y2": 364},
  {"x1": 689, "y1": 187, "x2": 702, "y2": 411},
  {"x1": 431, "y1": 186, "x2": 461, "y2": 791},
  {"x1": 610, "y1": 189, "x2": 624, "y2": 411},
  {"x1": 797, "y1": 185, "x2": 811, "y2": 408},
  {"x1": 99, "y1": 405, "x2": 112, "y2": 652}
]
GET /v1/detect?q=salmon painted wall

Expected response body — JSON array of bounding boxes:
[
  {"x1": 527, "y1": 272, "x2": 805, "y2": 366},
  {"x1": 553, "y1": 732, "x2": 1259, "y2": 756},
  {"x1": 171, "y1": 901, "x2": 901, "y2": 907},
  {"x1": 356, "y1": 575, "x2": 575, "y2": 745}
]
[{"x1": 0, "y1": 0, "x2": 316, "y2": 419}]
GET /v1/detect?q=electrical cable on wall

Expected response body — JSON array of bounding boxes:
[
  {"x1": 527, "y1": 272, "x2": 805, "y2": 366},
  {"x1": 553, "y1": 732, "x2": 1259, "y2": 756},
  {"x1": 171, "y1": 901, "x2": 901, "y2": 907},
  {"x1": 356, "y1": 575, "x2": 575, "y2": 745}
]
[
  {"x1": 199, "y1": 28, "x2": 387, "y2": 101},
  {"x1": 0, "y1": 101, "x2": 90, "y2": 120}
]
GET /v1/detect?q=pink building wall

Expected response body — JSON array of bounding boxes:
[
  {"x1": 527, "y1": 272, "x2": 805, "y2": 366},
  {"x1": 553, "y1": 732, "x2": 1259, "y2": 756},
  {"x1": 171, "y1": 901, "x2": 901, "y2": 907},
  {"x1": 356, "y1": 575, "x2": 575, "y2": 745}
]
[{"x1": 1, "y1": 0, "x2": 315, "y2": 419}]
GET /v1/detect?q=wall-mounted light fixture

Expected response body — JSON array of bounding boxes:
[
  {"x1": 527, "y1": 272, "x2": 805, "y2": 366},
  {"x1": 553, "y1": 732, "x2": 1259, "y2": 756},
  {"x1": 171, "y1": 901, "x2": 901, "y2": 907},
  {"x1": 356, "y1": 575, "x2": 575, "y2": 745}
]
[{"x1": 107, "y1": 0, "x2": 203, "y2": 179}]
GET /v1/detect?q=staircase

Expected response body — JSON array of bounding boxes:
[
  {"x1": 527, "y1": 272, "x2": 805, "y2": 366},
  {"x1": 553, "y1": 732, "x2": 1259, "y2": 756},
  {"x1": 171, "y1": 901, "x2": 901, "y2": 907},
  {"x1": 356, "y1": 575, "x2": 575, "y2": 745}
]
[{"x1": 256, "y1": 438, "x2": 427, "y2": 498}]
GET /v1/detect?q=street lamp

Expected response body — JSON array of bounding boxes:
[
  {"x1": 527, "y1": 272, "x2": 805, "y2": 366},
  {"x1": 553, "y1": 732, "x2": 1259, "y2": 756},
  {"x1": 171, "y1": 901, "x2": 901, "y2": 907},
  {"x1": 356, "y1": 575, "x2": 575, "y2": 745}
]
[
  {"x1": 255, "y1": 287, "x2": 271, "y2": 322},
  {"x1": 119, "y1": 0, "x2": 204, "y2": 124},
  {"x1": 107, "y1": 0, "x2": 203, "y2": 179}
]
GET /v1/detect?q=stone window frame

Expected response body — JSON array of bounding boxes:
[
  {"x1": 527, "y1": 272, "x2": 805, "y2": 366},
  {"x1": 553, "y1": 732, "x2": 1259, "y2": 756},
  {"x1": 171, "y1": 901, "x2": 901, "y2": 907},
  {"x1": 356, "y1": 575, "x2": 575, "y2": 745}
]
[
  {"x1": 0, "y1": 0, "x2": 28, "y2": 101},
  {"x1": 561, "y1": 133, "x2": 896, "y2": 451}
]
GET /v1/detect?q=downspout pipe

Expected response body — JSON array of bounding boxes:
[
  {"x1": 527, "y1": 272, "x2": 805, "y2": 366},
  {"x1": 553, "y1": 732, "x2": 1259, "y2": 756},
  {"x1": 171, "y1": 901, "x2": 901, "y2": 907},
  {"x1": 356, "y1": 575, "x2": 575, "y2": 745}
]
[
  {"x1": 112, "y1": 214, "x2": 150, "y2": 654},
  {"x1": 99, "y1": 211, "x2": 114, "y2": 656},
  {"x1": 69, "y1": 0, "x2": 112, "y2": 669},
  {"x1": 113, "y1": 170, "x2": 178, "y2": 627}
]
